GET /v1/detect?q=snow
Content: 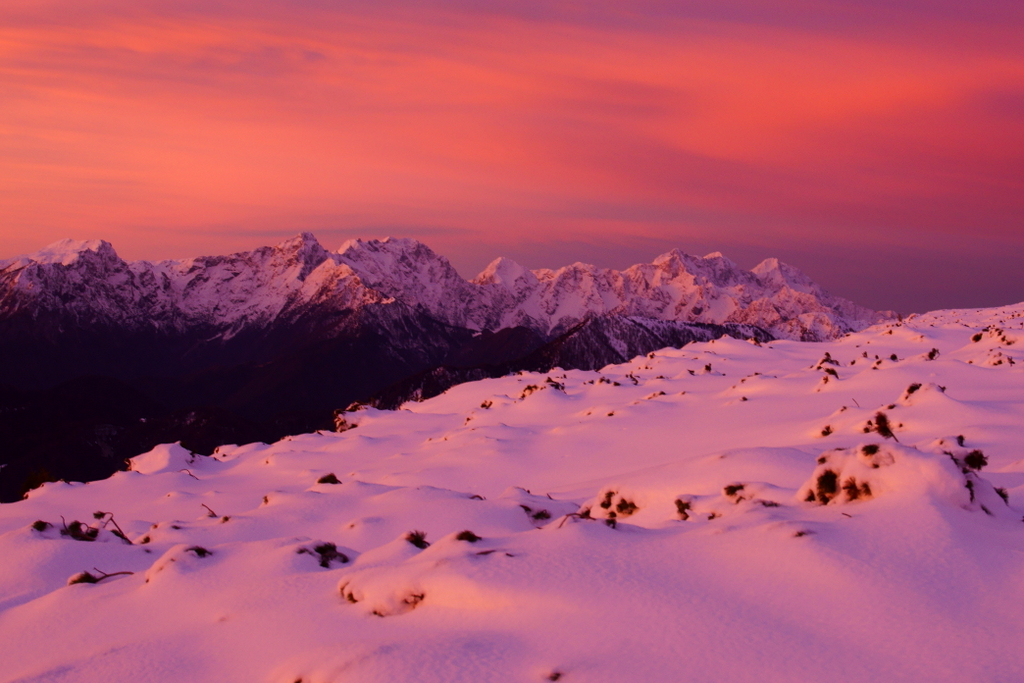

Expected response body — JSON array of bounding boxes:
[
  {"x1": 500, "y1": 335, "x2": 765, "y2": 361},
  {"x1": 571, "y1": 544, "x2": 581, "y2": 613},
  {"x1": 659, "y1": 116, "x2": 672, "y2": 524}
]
[
  {"x1": 2, "y1": 304, "x2": 1023, "y2": 681},
  {"x1": 13, "y1": 238, "x2": 117, "y2": 266},
  {"x1": 1, "y1": 234, "x2": 887, "y2": 341}
]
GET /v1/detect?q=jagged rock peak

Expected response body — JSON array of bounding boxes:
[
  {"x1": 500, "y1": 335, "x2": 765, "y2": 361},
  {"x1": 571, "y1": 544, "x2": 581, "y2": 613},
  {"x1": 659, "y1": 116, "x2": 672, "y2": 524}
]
[
  {"x1": 12, "y1": 238, "x2": 121, "y2": 267},
  {"x1": 751, "y1": 257, "x2": 821, "y2": 295},
  {"x1": 335, "y1": 237, "x2": 473, "y2": 315},
  {"x1": 474, "y1": 257, "x2": 535, "y2": 287},
  {"x1": 275, "y1": 231, "x2": 325, "y2": 256},
  {"x1": 267, "y1": 232, "x2": 332, "y2": 280}
]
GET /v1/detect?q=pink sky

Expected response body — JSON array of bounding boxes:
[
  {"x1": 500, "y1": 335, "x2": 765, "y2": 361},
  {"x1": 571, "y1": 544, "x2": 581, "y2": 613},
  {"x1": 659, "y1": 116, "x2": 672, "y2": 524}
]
[{"x1": 1, "y1": 1, "x2": 1022, "y2": 312}]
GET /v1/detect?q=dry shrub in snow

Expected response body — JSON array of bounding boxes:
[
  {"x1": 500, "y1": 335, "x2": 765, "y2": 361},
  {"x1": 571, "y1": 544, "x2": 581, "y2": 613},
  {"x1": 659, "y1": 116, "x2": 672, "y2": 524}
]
[
  {"x1": 589, "y1": 489, "x2": 640, "y2": 526},
  {"x1": 405, "y1": 530, "x2": 429, "y2": 549},
  {"x1": 800, "y1": 444, "x2": 1014, "y2": 517},
  {"x1": 297, "y1": 542, "x2": 349, "y2": 568}
]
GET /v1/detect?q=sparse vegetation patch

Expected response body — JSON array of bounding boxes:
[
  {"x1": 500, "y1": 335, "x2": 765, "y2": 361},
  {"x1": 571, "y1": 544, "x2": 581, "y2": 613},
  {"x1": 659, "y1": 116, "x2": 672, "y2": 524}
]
[
  {"x1": 405, "y1": 530, "x2": 429, "y2": 549},
  {"x1": 964, "y1": 450, "x2": 988, "y2": 471}
]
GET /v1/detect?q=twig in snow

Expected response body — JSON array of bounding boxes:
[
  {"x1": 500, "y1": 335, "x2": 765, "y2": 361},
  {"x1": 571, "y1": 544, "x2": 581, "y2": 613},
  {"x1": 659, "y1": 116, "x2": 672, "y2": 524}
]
[
  {"x1": 70, "y1": 567, "x2": 135, "y2": 585},
  {"x1": 93, "y1": 511, "x2": 132, "y2": 544},
  {"x1": 93, "y1": 567, "x2": 134, "y2": 581}
]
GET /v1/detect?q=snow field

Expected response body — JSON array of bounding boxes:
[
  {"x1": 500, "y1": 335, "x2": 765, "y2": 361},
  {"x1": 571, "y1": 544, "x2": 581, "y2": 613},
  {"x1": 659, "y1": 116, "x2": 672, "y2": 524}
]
[{"x1": 1, "y1": 305, "x2": 1023, "y2": 682}]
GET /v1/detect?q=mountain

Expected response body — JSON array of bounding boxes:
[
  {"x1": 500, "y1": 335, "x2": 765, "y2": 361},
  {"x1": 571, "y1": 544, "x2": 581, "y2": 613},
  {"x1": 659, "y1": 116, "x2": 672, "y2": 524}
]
[
  {"x1": 0, "y1": 234, "x2": 884, "y2": 363},
  {"x1": 0, "y1": 233, "x2": 889, "y2": 500},
  {"x1": 334, "y1": 237, "x2": 885, "y2": 339}
]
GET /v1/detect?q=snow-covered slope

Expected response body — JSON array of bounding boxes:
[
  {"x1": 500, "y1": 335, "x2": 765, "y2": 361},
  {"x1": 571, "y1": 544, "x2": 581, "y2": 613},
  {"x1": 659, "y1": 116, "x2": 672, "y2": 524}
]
[
  {"x1": 1, "y1": 234, "x2": 887, "y2": 342},
  {"x1": 1, "y1": 304, "x2": 1022, "y2": 682}
]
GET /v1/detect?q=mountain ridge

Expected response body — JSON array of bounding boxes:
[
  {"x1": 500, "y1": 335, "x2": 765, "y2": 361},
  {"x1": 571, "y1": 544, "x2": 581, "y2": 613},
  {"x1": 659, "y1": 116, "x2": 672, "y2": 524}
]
[{"x1": 2, "y1": 233, "x2": 889, "y2": 347}]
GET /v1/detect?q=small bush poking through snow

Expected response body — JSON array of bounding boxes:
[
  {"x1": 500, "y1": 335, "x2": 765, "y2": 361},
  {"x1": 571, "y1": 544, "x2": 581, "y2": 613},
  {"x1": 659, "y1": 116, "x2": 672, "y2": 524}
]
[
  {"x1": 842, "y1": 477, "x2": 872, "y2": 500},
  {"x1": 675, "y1": 499, "x2": 692, "y2": 520},
  {"x1": 600, "y1": 491, "x2": 638, "y2": 516},
  {"x1": 317, "y1": 473, "x2": 341, "y2": 485},
  {"x1": 31, "y1": 520, "x2": 51, "y2": 532},
  {"x1": 590, "y1": 490, "x2": 639, "y2": 526},
  {"x1": 545, "y1": 377, "x2": 566, "y2": 391},
  {"x1": 519, "y1": 384, "x2": 542, "y2": 399},
  {"x1": 821, "y1": 425, "x2": 833, "y2": 437},
  {"x1": 298, "y1": 542, "x2": 349, "y2": 567},
  {"x1": 863, "y1": 411, "x2": 898, "y2": 440},
  {"x1": 405, "y1": 530, "x2": 429, "y2": 549},
  {"x1": 456, "y1": 530, "x2": 482, "y2": 543},
  {"x1": 724, "y1": 483, "x2": 749, "y2": 499},
  {"x1": 963, "y1": 450, "x2": 988, "y2": 471},
  {"x1": 614, "y1": 499, "x2": 636, "y2": 515},
  {"x1": 322, "y1": 543, "x2": 348, "y2": 566},
  {"x1": 814, "y1": 471, "x2": 840, "y2": 504},
  {"x1": 186, "y1": 546, "x2": 212, "y2": 558}
]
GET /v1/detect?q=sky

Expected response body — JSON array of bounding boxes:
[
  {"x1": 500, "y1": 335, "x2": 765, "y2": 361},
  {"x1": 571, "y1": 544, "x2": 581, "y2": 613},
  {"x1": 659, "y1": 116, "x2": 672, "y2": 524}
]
[{"x1": 1, "y1": 1, "x2": 1022, "y2": 313}]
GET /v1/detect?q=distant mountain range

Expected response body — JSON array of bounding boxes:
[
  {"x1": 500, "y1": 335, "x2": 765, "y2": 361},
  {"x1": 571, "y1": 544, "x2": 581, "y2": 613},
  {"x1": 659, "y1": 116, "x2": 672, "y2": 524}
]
[{"x1": 0, "y1": 234, "x2": 890, "y2": 500}]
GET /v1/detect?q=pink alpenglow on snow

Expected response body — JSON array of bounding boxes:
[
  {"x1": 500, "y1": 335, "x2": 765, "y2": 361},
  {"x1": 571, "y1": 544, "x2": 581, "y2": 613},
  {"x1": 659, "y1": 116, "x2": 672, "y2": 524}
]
[
  {"x1": 0, "y1": 234, "x2": 888, "y2": 342},
  {"x1": 1, "y1": 302, "x2": 1024, "y2": 681}
]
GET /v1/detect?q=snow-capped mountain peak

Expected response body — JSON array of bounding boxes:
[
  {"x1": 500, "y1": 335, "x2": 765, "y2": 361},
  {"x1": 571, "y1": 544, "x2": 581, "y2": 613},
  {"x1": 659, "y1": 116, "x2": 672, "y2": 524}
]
[
  {"x1": 336, "y1": 237, "x2": 482, "y2": 328},
  {"x1": 15, "y1": 238, "x2": 119, "y2": 267},
  {"x1": 473, "y1": 256, "x2": 536, "y2": 288},
  {"x1": 751, "y1": 257, "x2": 821, "y2": 295},
  {"x1": 0, "y1": 233, "x2": 890, "y2": 345}
]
